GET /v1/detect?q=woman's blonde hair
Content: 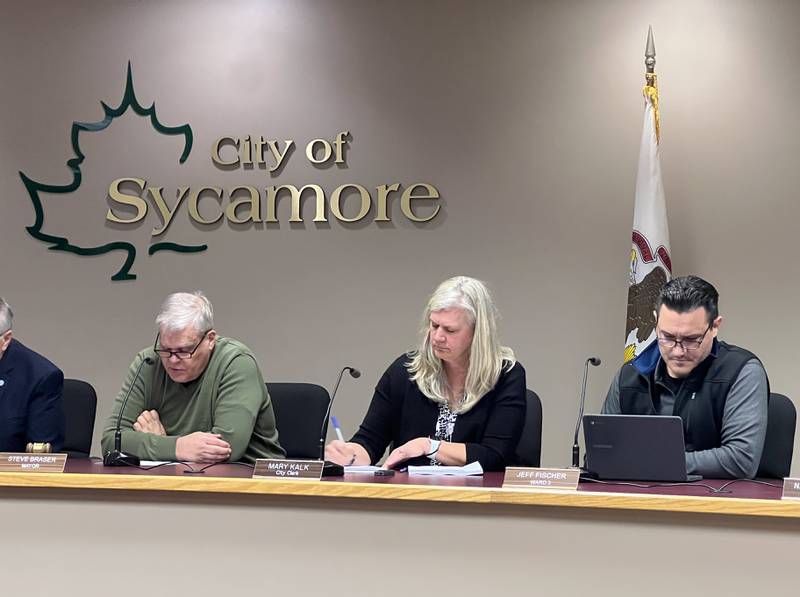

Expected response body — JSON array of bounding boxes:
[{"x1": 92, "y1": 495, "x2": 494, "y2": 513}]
[{"x1": 406, "y1": 276, "x2": 515, "y2": 413}]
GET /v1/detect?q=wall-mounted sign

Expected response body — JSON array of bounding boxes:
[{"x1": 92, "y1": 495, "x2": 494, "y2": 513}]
[{"x1": 19, "y1": 63, "x2": 442, "y2": 281}]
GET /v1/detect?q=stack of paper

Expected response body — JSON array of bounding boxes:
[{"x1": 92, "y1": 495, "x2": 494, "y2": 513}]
[{"x1": 407, "y1": 462, "x2": 483, "y2": 476}]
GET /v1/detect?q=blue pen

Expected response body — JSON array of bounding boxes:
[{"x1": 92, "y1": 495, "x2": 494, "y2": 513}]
[{"x1": 330, "y1": 415, "x2": 345, "y2": 442}]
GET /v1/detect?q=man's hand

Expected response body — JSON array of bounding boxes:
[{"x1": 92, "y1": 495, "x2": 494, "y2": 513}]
[
  {"x1": 133, "y1": 409, "x2": 166, "y2": 436},
  {"x1": 175, "y1": 432, "x2": 232, "y2": 463},
  {"x1": 383, "y1": 437, "x2": 431, "y2": 469}
]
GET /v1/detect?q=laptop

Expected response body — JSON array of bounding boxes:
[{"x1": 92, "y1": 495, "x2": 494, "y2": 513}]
[{"x1": 582, "y1": 414, "x2": 701, "y2": 482}]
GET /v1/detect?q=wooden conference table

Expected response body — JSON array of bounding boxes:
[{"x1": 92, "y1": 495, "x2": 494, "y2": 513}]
[{"x1": 0, "y1": 459, "x2": 798, "y2": 596}]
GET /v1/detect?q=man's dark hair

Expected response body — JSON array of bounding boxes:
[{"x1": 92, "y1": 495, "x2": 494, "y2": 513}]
[{"x1": 655, "y1": 275, "x2": 719, "y2": 323}]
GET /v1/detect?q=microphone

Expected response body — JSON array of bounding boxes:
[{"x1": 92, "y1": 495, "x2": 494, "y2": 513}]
[
  {"x1": 103, "y1": 356, "x2": 154, "y2": 466},
  {"x1": 319, "y1": 366, "x2": 360, "y2": 476},
  {"x1": 572, "y1": 356, "x2": 601, "y2": 469}
]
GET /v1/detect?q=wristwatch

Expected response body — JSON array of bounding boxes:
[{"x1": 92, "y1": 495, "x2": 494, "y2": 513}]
[{"x1": 426, "y1": 438, "x2": 441, "y2": 458}]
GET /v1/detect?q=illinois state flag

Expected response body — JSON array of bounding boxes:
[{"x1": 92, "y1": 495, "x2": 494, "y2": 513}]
[{"x1": 624, "y1": 74, "x2": 672, "y2": 363}]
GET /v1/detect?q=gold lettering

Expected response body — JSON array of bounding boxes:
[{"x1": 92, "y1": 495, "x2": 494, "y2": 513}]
[
  {"x1": 330, "y1": 184, "x2": 371, "y2": 222},
  {"x1": 147, "y1": 186, "x2": 191, "y2": 236},
  {"x1": 375, "y1": 183, "x2": 400, "y2": 222},
  {"x1": 252, "y1": 136, "x2": 267, "y2": 166},
  {"x1": 211, "y1": 137, "x2": 240, "y2": 167},
  {"x1": 264, "y1": 184, "x2": 327, "y2": 223},
  {"x1": 401, "y1": 183, "x2": 440, "y2": 222},
  {"x1": 305, "y1": 138, "x2": 332, "y2": 164},
  {"x1": 188, "y1": 187, "x2": 224, "y2": 225},
  {"x1": 242, "y1": 135, "x2": 253, "y2": 166},
  {"x1": 333, "y1": 131, "x2": 350, "y2": 164},
  {"x1": 225, "y1": 186, "x2": 261, "y2": 223},
  {"x1": 106, "y1": 178, "x2": 147, "y2": 223},
  {"x1": 267, "y1": 140, "x2": 294, "y2": 172}
]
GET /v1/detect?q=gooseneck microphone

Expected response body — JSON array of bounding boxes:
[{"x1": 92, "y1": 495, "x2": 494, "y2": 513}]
[
  {"x1": 103, "y1": 356, "x2": 154, "y2": 466},
  {"x1": 572, "y1": 356, "x2": 601, "y2": 469},
  {"x1": 318, "y1": 366, "x2": 361, "y2": 462}
]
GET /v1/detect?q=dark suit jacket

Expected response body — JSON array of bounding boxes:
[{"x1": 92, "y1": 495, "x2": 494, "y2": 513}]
[{"x1": 0, "y1": 339, "x2": 64, "y2": 451}]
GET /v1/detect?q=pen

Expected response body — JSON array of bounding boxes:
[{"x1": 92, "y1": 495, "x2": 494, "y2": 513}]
[{"x1": 330, "y1": 415, "x2": 345, "y2": 442}]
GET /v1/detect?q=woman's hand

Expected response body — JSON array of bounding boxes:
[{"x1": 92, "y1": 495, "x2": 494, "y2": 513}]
[
  {"x1": 324, "y1": 440, "x2": 370, "y2": 466},
  {"x1": 383, "y1": 437, "x2": 432, "y2": 469}
]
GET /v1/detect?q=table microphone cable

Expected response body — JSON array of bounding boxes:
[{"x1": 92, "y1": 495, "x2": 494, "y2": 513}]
[
  {"x1": 192, "y1": 461, "x2": 254, "y2": 473},
  {"x1": 580, "y1": 476, "x2": 782, "y2": 495}
]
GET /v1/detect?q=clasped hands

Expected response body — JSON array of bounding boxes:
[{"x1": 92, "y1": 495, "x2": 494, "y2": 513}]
[{"x1": 133, "y1": 409, "x2": 231, "y2": 463}]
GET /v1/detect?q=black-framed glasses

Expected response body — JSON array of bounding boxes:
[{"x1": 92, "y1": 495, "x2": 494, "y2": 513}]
[
  {"x1": 656, "y1": 324, "x2": 712, "y2": 351},
  {"x1": 154, "y1": 330, "x2": 210, "y2": 360}
]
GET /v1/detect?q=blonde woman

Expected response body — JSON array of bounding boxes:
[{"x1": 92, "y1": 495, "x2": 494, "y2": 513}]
[{"x1": 325, "y1": 276, "x2": 526, "y2": 471}]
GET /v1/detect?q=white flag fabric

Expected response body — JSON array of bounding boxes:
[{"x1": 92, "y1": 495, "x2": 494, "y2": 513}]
[{"x1": 624, "y1": 79, "x2": 672, "y2": 363}]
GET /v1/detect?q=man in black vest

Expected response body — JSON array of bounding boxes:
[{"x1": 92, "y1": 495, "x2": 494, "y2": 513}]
[{"x1": 602, "y1": 276, "x2": 768, "y2": 479}]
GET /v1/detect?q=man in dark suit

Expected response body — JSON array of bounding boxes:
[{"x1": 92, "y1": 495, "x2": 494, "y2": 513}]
[{"x1": 0, "y1": 297, "x2": 64, "y2": 452}]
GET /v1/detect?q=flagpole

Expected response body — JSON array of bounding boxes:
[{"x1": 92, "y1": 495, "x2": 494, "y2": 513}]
[{"x1": 623, "y1": 26, "x2": 671, "y2": 363}]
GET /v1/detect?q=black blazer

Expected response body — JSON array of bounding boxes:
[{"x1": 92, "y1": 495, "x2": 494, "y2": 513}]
[
  {"x1": 0, "y1": 339, "x2": 64, "y2": 451},
  {"x1": 351, "y1": 355, "x2": 526, "y2": 471}
]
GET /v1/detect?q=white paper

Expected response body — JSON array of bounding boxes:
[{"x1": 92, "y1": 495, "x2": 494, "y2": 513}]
[
  {"x1": 407, "y1": 462, "x2": 483, "y2": 476},
  {"x1": 344, "y1": 465, "x2": 383, "y2": 473}
]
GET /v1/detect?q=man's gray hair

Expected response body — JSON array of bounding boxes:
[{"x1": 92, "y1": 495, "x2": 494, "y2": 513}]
[
  {"x1": 0, "y1": 297, "x2": 13, "y2": 334},
  {"x1": 156, "y1": 291, "x2": 214, "y2": 334}
]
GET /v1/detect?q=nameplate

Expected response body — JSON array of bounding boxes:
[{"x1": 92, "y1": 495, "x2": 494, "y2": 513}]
[
  {"x1": 781, "y1": 478, "x2": 800, "y2": 500},
  {"x1": 252, "y1": 459, "x2": 323, "y2": 480},
  {"x1": 502, "y1": 467, "x2": 580, "y2": 491},
  {"x1": 0, "y1": 452, "x2": 67, "y2": 473}
]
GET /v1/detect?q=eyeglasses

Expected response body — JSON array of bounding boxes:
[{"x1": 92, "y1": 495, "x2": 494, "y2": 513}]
[
  {"x1": 154, "y1": 330, "x2": 210, "y2": 360},
  {"x1": 656, "y1": 324, "x2": 712, "y2": 351}
]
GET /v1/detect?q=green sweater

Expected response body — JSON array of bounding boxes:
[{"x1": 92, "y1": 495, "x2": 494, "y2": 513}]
[{"x1": 101, "y1": 338, "x2": 284, "y2": 464}]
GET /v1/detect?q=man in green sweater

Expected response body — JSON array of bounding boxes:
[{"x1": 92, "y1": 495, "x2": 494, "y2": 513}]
[{"x1": 101, "y1": 291, "x2": 284, "y2": 464}]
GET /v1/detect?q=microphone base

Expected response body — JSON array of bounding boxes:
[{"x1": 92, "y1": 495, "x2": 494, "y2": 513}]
[
  {"x1": 322, "y1": 461, "x2": 344, "y2": 477},
  {"x1": 103, "y1": 451, "x2": 140, "y2": 467}
]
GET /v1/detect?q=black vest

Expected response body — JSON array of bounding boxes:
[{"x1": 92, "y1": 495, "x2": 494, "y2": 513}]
[{"x1": 618, "y1": 341, "x2": 765, "y2": 452}]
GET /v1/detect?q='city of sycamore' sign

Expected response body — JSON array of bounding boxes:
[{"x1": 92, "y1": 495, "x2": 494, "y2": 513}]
[
  {"x1": 107, "y1": 132, "x2": 440, "y2": 231},
  {"x1": 19, "y1": 63, "x2": 441, "y2": 281}
]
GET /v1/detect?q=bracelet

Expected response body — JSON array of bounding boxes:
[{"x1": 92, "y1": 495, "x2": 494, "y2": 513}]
[{"x1": 426, "y1": 438, "x2": 441, "y2": 457}]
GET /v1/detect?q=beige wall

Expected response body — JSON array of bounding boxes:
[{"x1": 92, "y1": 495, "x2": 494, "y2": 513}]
[{"x1": 1, "y1": 0, "x2": 798, "y2": 473}]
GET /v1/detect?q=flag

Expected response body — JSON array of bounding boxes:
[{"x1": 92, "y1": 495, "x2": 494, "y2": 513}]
[{"x1": 624, "y1": 68, "x2": 672, "y2": 363}]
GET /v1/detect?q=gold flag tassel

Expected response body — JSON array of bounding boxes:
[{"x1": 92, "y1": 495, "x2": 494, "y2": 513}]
[{"x1": 644, "y1": 72, "x2": 660, "y2": 144}]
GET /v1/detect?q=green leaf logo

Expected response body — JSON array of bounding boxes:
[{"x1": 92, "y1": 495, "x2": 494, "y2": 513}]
[{"x1": 19, "y1": 62, "x2": 205, "y2": 281}]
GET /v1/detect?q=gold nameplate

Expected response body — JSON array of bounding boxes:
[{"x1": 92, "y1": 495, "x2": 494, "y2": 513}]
[
  {"x1": 503, "y1": 467, "x2": 580, "y2": 491},
  {"x1": 781, "y1": 478, "x2": 800, "y2": 500},
  {"x1": 0, "y1": 452, "x2": 67, "y2": 473},
  {"x1": 252, "y1": 459, "x2": 323, "y2": 481}
]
